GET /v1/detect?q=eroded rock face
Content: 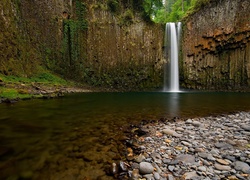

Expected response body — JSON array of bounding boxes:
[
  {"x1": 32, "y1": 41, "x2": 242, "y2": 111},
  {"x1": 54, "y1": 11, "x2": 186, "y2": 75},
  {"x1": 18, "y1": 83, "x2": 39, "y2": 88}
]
[
  {"x1": 84, "y1": 1, "x2": 164, "y2": 90},
  {"x1": 1, "y1": 0, "x2": 164, "y2": 90},
  {"x1": 182, "y1": 0, "x2": 250, "y2": 91}
]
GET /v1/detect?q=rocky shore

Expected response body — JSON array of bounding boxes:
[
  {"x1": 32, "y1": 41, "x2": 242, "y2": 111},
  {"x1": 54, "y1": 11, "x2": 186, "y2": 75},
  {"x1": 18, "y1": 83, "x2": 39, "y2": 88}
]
[{"x1": 112, "y1": 112, "x2": 250, "y2": 180}]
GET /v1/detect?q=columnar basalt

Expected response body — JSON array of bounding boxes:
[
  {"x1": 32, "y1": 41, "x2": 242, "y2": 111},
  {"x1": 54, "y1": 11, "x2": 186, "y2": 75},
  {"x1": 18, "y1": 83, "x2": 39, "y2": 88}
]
[
  {"x1": 1, "y1": 0, "x2": 164, "y2": 90},
  {"x1": 83, "y1": 0, "x2": 164, "y2": 90},
  {"x1": 182, "y1": 0, "x2": 250, "y2": 91}
]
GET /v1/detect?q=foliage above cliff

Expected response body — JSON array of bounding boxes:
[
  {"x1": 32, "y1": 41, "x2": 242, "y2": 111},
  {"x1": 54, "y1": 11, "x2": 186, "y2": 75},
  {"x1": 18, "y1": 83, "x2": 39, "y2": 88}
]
[{"x1": 143, "y1": 0, "x2": 214, "y2": 23}]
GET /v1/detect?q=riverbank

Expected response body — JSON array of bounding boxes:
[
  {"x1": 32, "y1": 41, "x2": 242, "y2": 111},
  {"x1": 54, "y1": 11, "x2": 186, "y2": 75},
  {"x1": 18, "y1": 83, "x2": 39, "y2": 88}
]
[
  {"x1": 113, "y1": 112, "x2": 250, "y2": 180},
  {"x1": 0, "y1": 73, "x2": 92, "y2": 103}
]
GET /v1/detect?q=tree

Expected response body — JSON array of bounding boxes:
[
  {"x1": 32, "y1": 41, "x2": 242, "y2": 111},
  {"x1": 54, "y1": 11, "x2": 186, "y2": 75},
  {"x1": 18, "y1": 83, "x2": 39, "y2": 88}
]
[{"x1": 142, "y1": 0, "x2": 201, "y2": 23}]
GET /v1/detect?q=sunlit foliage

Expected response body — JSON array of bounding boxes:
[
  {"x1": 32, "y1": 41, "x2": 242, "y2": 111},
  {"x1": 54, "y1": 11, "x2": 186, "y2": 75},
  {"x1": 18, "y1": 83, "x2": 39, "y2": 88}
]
[{"x1": 143, "y1": 0, "x2": 212, "y2": 23}]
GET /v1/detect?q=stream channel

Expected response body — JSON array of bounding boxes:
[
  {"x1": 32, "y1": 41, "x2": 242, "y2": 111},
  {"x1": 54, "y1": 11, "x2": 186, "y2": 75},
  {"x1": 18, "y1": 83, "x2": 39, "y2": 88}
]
[{"x1": 0, "y1": 91, "x2": 250, "y2": 179}]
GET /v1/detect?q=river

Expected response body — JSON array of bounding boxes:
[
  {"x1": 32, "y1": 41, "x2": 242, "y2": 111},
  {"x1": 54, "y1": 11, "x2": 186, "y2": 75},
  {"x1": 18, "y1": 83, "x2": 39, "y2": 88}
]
[{"x1": 0, "y1": 92, "x2": 250, "y2": 179}]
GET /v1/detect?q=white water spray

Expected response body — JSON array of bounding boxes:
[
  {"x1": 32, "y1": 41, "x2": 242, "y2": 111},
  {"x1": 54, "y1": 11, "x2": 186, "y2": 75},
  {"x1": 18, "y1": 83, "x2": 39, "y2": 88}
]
[{"x1": 163, "y1": 22, "x2": 182, "y2": 92}]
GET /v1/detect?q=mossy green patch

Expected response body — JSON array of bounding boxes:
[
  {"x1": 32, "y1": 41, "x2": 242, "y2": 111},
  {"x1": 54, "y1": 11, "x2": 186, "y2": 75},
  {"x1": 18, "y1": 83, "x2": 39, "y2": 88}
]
[
  {"x1": 0, "y1": 70, "x2": 69, "y2": 86},
  {"x1": 0, "y1": 87, "x2": 31, "y2": 99}
]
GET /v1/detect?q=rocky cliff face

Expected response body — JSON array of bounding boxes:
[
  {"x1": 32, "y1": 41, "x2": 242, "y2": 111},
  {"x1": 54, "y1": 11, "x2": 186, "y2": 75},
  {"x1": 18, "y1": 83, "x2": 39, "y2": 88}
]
[
  {"x1": 0, "y1": 0, "x2": 164, "y2": 90},
  {"x1": 0, "y1": 0, "x2": 71, "y2": 76},
  {"x1": 182, "y1": 0, "x2": 250, "y2": 90},
  {"x1": 82, "y1": 0, "x2": 164, "y2": 90}
]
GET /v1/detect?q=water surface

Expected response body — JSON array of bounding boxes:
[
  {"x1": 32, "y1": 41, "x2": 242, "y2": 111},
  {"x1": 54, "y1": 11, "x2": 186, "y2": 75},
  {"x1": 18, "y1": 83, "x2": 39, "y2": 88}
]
[{"x1": 0, "y1": 92, "x2": 250, "y2": 179}]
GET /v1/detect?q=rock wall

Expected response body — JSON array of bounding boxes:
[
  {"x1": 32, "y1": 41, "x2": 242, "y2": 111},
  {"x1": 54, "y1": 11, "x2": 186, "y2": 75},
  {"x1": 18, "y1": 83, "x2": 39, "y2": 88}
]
[
  {"x1": 0, "y1": 0, "x2": 71, "y2": 76},
  {"x1": 0, "y1": 0, "x2": 35, "y2": 76},
  {"x1": 83, "y1": 0, "x2": 164, "y2": 90},
  {"x1": 0, "y1": 0, "x2": 164, "y2": 90},
  {"x1": 182, "y1": 0, "x2": 250, "y2": 91}
]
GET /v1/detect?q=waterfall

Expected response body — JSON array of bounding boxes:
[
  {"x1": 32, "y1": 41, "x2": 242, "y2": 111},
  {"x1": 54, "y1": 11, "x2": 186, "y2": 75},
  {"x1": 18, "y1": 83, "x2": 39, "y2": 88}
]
[{"x1": 163, "y1": 22, "x2": 182, "y2": 92}]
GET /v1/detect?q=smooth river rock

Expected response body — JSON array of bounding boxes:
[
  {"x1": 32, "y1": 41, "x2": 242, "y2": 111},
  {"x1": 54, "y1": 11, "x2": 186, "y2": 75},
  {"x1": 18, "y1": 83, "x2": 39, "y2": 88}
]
[
  {"x1": 139, "y1": 162, "x2": 154, "y2": 174},
  {"x1": 214, "y1": 163, "x2": 231, "y2": 171},
  {"x1": 162, "y1": 128, "x2": 182, "y2": 137},
  {"x1": 241, "y1": 124, "x2": 250, "y2": 131},
  {"x1": 175, "y1": 154, "x2": 195, "y2": 164},
  {"x1": 234, "y1": 161, "x2": 250, "y2": 174},
  {"x1": 124, "y1": 111, "x2": 250, "y2": 180}
]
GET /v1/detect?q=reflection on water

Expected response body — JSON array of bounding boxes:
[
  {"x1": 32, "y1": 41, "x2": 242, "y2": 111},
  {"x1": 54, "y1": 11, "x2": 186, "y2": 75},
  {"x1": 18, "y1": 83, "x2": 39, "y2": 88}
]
[
  {"x1": 0, "y1": 92, "x2": 250, "y2": 179},
  {"x1": 167, "y1": 92, "x2": 179, "y2": 117}
]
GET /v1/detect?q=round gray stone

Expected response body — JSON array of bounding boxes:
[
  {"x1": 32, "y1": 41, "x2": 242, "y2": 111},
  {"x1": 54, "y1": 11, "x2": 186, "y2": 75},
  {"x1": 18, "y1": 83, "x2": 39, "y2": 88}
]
[
  {"x1": 214, "y1": 163, "x2": 231, "y2": 171},
  {"x1": 234, "y1": 161, "x2": 250, "y2": 174},
  {"x1": 139, "y1": 162, "x2": 154, "y2": 174}
]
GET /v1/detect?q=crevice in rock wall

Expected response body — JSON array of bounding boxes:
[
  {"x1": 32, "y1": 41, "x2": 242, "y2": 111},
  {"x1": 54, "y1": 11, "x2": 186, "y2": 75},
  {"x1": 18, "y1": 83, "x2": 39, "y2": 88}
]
[{"x1": 182, "y1": 0, "x2": 250, "y2": 91}]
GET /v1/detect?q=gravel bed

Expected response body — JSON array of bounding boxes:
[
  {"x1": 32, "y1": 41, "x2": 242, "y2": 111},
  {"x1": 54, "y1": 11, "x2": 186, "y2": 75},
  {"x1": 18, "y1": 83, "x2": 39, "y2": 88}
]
[{"x1": 112, "y1": 112, "x2": 250, "y2": 180}]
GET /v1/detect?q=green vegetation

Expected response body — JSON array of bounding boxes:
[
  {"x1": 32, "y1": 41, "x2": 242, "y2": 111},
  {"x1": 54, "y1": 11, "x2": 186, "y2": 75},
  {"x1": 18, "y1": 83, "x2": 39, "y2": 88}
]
[
  {"x1": 142, "y1": 0, "x2": 213, "y2": 23},
  {"x1": 118, "y1": 9, "x2": 134, "y2": 26},
  {"x1": 0, "y1": 0, "x2": 216, "y2": 93},
  {"x1": 0, "y1": 70, "x2": 68, "y2": 85},
  {"x1": 0, "y1": 70, "x2": 74, "y2": 99},
  {"x1": 80, "y1": 62, "x2": 162, "y2": 91},
  {"x1": 0, "y1": 0, "x2": 39, "y2": 77},
  {"x1": 107, "y1": 0, "x2": 120, "y2": 13},
  {"x1": 0, "y1": 88, "x2": 32, "y2": 99},
  {"x1": 60, "y1": 0, "x2": 88, "y2": 79},
  {"x1": 75, "y1": 0, "x2": 88, "y2": 30}
]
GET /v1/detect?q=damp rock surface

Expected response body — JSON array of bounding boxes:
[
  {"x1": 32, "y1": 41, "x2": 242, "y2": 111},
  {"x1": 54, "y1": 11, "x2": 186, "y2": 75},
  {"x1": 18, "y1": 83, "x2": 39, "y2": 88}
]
[{"x1": 124, "y1": 112, "x2": 250, "y2": 179}]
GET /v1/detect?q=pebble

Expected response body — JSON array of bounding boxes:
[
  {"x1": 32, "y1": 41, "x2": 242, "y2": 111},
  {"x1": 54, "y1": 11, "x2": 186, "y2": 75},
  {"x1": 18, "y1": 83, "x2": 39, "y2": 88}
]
[
  {"x1": 135, "y1": 154, "x2": 145, "y2": 163},
  {"x1": 192, "y1": 120, "x2": 202, "y2": 127},
  {"x1": 214, "y1": 163, "x2": 231, "y2": 171},
  {"x1": 176, "y1": 127, "x2": 184, "y2": 132},
  {"x1": 242, "y1": 125, "x2": 250, "y2": 131},
  {"x1": 162, "y1": 128, "x2": 175, "y2": 135},
  {"x1": 153, "y1": 172, "x2": 160, "y2": 180},
  {"x1": 139, "y1": 162, "x2": 154, "y2": 174},
  {"x1": 168, "y1": 165, "x2": 175, "y2": 171},
  {"x1": 216, "y1": 158, "x2": 230, "y2": 165},
  {"x1": 234, "y1": 161, "x2": 250, "y2": 174},
  {"x1": 175, "y1": 154, "x2": 195, "y2": 164},
  {"x1": 198, "y1": 166, "x2": 207, "y2": 172},
  {"x1": 129, "y1": 169, "x2": 140, "y2": 180},
  {"x1": 184, "y1": 171, "x2": 198, "y2": 179},
  {"x1": 167, "y1": 174, "x2": 174, "y2": 180},
  {"x1": 122, "y1": 112, "x2": 250, "y2": 180}
]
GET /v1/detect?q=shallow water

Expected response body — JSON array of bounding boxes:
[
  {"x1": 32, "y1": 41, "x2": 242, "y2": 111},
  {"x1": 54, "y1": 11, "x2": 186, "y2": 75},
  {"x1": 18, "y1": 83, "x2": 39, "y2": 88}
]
[{"x1": 0, "y1": 92, "x2": 250, "y2": 179}]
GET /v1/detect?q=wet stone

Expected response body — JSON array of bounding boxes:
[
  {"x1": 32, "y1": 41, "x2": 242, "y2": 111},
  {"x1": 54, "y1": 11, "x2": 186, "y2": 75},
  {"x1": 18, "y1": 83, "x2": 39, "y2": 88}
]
[
  {"x1": 192, "y1": 121, "x2": 202, "y2": 127},
  {"x1": 216, "y1": 159, "x2": 230, "y2": 165},
  {"x1": 214, "y1": 163, "x2": 231, "y2": 171},
  {"x1": 184, "y1": 171, "x2": 199, "y2": 179},
  {"x1": 186, "y1": 119, "x2": 193, "y2": 124},
  {"x1": 198, "y1": 166, "x2": 206, "y2": 172},
  {"x1": 135, "y1": 154, "x2": 145, "y2": 163},
  {"x1": 175, "y1": 154, "x2": 196, "y2": 164},
  {"x1": 162, "y1": 128, "x2": 175, "y2": 136},
  {"x1": 168, "y1": 165, "x2": 175, "y2": 172},
  {"x1": 129, "y1": 169, "x2": 140, "y2": 180},
  {"x1": 241, "y1": 124, "x2": 250, "y2": 131},
  {"x1": 124, "y1": 112, "x2": 250, "y2": 180},
  {"x1": 234, "y1": 161, "x2": 250, "y2": 174},
  {"x1": 139, "y1": 162, "x2": 154, "y2": 174},
  {"x1": 223, "y1": 155, "x2": 236, "y2": 162},
  {"x1": 143, "y1": 174, "x2": 153, "y2": 179},
  {"x1": 167, "y1": 174, "x2": 175, "y2": 180}
]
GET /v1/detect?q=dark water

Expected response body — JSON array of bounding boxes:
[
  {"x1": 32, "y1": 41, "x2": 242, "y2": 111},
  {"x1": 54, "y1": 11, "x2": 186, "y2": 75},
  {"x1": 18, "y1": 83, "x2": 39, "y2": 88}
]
[{"x1": 0, "y1": 92, "x2": 250, "y2": 179}]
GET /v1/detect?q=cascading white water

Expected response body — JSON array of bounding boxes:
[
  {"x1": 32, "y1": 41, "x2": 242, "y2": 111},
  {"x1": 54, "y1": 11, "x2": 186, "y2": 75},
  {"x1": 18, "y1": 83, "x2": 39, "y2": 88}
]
[{"x1": 163, "y1": 22, "x2": 182, "y2": 92}]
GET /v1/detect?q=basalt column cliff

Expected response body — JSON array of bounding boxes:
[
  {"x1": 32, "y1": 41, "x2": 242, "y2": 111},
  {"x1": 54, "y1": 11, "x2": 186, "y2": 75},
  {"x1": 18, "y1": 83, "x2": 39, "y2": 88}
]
[
  {"x1": 182, "y1": 0, "x2": 250, "y2": 91},
  {"x1": 0, "y1": 0, "x2": 164, "y2": 91}
]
